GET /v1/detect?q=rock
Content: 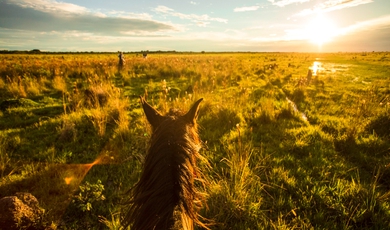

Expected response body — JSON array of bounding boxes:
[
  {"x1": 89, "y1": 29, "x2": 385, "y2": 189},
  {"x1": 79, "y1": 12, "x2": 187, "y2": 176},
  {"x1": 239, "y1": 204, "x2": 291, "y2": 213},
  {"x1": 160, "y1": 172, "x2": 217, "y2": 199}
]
[{"x1": 0, "y1": 193, "x2": 44, "y2": 230}]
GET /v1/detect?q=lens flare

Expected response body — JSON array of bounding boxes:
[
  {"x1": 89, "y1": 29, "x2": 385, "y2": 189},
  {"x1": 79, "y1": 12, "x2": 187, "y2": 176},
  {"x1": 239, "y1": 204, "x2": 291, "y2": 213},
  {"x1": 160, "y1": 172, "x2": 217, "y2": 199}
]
[{"x1": 64, "y1": 177, "x2": 73, "y2": 185}]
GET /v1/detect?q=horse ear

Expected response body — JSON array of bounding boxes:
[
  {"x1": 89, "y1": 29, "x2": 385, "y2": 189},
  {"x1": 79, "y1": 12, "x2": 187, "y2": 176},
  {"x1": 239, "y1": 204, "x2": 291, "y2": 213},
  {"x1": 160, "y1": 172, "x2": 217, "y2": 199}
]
[
  {"x1": 184, "y1": 98, "x2": 203, "y2": 124},
  {"x1": 140, "y1": 96, "x2": 163, "y2": 128}
]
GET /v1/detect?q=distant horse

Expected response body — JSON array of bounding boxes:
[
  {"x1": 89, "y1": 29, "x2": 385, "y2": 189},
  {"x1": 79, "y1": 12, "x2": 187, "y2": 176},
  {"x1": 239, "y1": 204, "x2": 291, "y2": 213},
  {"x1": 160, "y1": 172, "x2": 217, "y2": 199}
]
[
  {"x1": 118, "y1": 51, "x2": 125, "y2": 68},
  {"x1": 122, "y1": 97, "x2": 208, "y2": 230}
]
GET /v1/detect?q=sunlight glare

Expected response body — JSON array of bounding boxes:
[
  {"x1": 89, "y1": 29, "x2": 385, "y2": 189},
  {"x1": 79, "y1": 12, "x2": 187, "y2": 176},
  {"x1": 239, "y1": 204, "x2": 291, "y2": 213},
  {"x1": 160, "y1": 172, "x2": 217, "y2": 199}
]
[
  {"x1": 309, "y1": 61, "x2": 322, "y2": 76},
  {"x1": 306, "y1": 14, "x2": 337, "y2": 46}
]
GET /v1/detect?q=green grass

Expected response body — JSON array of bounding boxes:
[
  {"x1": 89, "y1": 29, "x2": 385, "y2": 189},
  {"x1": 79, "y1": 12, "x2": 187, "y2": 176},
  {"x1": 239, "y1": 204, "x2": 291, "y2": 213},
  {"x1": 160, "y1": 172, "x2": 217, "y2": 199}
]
[{"x1": 0, "y1": 52, "x2": 389, "y2": 229}]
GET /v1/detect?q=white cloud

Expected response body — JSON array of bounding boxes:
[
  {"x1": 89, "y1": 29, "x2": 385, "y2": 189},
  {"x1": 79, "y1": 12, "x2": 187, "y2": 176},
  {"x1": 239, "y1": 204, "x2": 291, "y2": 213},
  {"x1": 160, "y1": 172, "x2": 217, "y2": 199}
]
[
  {"x1": 5, "y1": 0, "x2": 156, "y2": 20},
  {"x1": 243, "y1": 26, "x2": 265, "y2": 31},
  {"x1": 6, "y1": 0, "x2": 90, "y2": 15},
  {"x1": 196, "y1": 21, "x2": 210, "y2": 27},
  {"x1": 295, "y1": 0, "x2": 373, "y2": 16},
  {"x1": 190, "y1": 1, "x2": 198, "y2": 5},
  {"x1": 176, "y1": 31, "x2": 237, "y2": 41},
  {"x1": 107, "y1": 10, "x2": 153, "y2": 20},
  {"x1": 268, "y1": 0, "x2": 310, "y2": 7},
  {"x1": 234, "y1": 6, "x2": 260, "y2": 12},
  {"x1": 339, "y1": 14, "x2": 390, "y2": 35},
  {"x1": 154, "y1": 5, "x2": 174, "y2": 14},
  {"x1": 153, "y1": 5, "x2": 228, "y2": 25},
  {"x1": 0, "y1": 0, "x2": 177, "y2": 35},
  {"x1": 119, "y1": 31, "x2": 170, "y2": 37}
]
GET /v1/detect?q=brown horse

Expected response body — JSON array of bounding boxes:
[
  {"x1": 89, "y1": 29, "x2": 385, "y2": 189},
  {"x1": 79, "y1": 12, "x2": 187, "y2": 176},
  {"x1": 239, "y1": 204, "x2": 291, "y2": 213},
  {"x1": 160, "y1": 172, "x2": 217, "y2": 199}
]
[{"x1": 122, "y1": 97, "x2": 208, "y2": 230}]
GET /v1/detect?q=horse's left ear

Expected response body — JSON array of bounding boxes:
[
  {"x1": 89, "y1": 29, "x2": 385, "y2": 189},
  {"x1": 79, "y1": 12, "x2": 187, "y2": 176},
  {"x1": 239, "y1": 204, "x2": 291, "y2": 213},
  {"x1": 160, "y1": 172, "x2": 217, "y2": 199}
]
[
  {"x1": 140, "y1": 96, "x2": 164, "y2": 128},
  {"x1": 184, "y1": 98, "x2": 203, "y2": 124}
]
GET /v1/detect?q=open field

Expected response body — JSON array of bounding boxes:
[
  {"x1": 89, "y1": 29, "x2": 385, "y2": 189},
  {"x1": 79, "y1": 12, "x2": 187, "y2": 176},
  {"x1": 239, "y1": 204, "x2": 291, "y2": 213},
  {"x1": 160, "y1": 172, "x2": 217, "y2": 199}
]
[{"x1": 0, "y1": 52, "x2": 390, "y2": 229}]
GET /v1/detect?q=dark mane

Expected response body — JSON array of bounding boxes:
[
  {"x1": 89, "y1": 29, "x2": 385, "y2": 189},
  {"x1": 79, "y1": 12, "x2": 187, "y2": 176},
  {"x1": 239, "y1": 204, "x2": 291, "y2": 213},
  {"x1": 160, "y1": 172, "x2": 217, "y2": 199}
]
[{"x1": 122, "y1": 98, "x2": 207, "y2": 230}]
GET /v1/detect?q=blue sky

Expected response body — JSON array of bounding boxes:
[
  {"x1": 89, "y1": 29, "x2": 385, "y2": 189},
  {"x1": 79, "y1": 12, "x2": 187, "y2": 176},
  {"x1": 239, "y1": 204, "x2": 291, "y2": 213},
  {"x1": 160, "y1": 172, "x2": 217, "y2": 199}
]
[{"x1": 0, "y1": 0, "x2": 389, "y2": 52}]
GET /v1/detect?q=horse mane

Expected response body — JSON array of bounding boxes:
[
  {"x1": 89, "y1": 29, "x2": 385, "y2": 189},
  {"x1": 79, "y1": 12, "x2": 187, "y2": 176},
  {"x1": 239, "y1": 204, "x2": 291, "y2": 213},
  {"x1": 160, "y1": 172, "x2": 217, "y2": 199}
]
[{"x1": 122, "y1": 98, "x2": 208, "y2": 230}]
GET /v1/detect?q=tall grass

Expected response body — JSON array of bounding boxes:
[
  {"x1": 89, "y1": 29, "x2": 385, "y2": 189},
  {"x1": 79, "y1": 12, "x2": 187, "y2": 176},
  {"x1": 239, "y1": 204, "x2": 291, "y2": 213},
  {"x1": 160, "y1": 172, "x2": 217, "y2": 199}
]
[
  {"x1": 205, "y1": 133, "x2": 266, "y2": 229},
  {"x1": 0, "y1": 52, "x2": 389, "y2": 229}
]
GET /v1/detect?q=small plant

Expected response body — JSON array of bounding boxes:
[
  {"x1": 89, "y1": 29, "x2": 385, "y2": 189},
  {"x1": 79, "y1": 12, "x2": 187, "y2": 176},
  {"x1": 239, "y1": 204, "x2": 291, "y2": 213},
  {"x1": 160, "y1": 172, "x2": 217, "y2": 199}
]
[
  {"x1": 52, "y1": 75, "x2": 68, "y2": 93},
  {"x1": 88, "y1": 108, "x2": 108, "y2": 137},
  {"x1": 73, "y1": 179, "x2": 106, "y2": 212},
  {"x1": 99, "y1": 212, "x2": 123, "y2": 230}
]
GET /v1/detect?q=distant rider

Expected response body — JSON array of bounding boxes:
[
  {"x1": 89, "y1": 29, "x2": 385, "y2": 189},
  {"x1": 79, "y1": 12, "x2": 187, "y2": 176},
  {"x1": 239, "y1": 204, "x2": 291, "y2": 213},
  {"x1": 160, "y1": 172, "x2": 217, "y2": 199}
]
[{"x1": 118, "y1": 51, "x2": 125, "y2": 67}]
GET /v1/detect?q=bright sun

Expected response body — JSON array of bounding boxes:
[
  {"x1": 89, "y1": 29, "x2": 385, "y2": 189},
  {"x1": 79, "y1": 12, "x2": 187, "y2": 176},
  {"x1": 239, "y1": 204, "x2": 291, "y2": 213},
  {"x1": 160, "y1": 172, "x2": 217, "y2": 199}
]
[{"x1": 306, "y1": 14, "x2": 337, "y2": 46}]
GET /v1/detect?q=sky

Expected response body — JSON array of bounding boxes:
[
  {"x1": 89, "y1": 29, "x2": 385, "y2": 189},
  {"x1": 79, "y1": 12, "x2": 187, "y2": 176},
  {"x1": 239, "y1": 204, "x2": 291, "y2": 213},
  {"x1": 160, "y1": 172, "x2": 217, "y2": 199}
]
[{"x1": 0, "y1": 0, "x2": 389, "y2": 52}]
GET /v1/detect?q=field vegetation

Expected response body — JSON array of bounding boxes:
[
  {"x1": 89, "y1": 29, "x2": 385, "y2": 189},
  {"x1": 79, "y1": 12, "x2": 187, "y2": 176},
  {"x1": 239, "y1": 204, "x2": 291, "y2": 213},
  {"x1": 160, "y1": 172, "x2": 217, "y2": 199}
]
[{"x1": 0, "y1": 52, "x2": 389, "y2": 229}]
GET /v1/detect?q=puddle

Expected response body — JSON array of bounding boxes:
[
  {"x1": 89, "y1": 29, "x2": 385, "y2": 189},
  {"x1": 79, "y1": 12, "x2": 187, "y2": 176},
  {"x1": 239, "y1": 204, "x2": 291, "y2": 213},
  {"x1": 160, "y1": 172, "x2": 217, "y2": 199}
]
[
  {"x1": 309, "y1": 61, "x2": 323, "y2": 76},
  {"x1": 309, "y1": 60, "x2": 354, "y2": 75}
]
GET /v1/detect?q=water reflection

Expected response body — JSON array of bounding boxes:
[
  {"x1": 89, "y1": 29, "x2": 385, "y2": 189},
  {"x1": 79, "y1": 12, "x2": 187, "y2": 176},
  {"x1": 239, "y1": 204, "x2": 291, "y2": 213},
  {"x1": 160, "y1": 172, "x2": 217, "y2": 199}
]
[
  {"x1": 310, "y1": 60, "x2": 353, "y2": 75},
  {"x1": 310, "y1": 61, "x2": 322, "y2": 76}
]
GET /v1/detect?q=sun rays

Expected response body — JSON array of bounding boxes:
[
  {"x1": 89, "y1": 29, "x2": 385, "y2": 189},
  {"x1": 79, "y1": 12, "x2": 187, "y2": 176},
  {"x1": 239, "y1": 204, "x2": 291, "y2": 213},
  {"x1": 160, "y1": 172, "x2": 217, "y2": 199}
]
[{"x1": 306, "y1": 14, "x2": 338, "y2": 47}]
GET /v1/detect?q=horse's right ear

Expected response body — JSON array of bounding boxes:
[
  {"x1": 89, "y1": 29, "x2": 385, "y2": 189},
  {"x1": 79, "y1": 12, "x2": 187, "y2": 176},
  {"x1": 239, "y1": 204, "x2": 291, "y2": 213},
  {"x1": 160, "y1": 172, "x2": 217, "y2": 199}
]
[
  {"x1": 183, "y1": 98, "x2": 203, "y2": 125},
  {"x1": 140, "y1": 96, "x2": 164, "y2": 128}
]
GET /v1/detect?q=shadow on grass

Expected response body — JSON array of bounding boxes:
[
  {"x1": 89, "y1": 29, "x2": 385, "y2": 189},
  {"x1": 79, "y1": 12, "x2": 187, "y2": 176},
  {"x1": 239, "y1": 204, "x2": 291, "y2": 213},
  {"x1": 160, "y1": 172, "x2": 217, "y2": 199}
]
[
  {"x1": 0, "y1": 153, "x2": 140, "y2": 229},
  {"x1": 0, "y1": 104, "x2": 64, "y2": 130},
  {"x1": 0, "y1": 163, "x2": 94, "y2": 227},
  {"x1": 334, "y1": 133, "x2": 390, "y2": 186},
  {"x1": 198, "y1": 106, "x2": 241, "y2": 145}
]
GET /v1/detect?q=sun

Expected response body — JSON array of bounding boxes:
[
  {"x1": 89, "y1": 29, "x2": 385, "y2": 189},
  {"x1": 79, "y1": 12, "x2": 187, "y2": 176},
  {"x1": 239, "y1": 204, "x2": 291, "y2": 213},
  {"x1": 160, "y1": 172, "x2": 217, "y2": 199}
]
[{"x1": 306, "y1": 14, "x2": 337, "y2": 46}]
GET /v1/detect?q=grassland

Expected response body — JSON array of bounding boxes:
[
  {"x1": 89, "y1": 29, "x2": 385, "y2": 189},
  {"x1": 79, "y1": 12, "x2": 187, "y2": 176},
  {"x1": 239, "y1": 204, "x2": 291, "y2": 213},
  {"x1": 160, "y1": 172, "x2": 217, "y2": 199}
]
[{"x1": 0, "y1": 51, "x2": 389, "y2": 229}]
